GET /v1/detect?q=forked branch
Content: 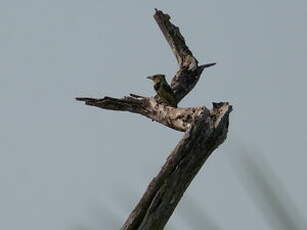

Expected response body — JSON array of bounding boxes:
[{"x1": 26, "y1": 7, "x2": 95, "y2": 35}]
[
  {"x1": 76, "y1": 9, "x2": 217, "y2": 131},
  {"x1": 76, "y1": 8, "x2": 232, "y2": 230},
  {"x1": 120, "y1": 103, "x2": 231, "y2": 230},
  {"x1": 153, "y1": 9, "x2": 216, "y2": 103}
]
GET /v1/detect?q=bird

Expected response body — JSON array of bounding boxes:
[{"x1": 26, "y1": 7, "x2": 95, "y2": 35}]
[{"x1": 147, "y1": 74, "x2": 177, "y2": 108}]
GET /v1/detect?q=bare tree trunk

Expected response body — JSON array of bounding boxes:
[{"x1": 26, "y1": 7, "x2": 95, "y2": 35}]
[{"x1": 76, "y1": 9, "x2": 232, "y2": 230}]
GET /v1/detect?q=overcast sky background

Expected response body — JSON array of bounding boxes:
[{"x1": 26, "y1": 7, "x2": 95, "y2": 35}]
[{"x1": 1, "y1": 0, "x2": 307, "y2": 229}]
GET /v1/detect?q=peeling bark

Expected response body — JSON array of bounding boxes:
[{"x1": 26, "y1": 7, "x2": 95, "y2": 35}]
[
  {"x1": 120, "y1": 103, "x2": 231, "y2": 230},
  {"x1": 76, "y1": 95, "x2": 207, "y2": 132},
  {"x1": 76, "y1": 8, "x2": 232, "y2": 230},
  {"x1": 153, "y1": 9, "x2": 216, "y2": 103}
]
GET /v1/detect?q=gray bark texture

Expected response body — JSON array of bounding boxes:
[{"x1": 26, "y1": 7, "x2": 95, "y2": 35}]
[{"x1": 76, "y1": 9, "x2": 232, "y2": 230}]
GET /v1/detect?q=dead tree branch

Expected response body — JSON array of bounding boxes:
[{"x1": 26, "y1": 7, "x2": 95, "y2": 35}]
[
  {"x1": 120, "y1": 102, "x2": 231, "y2": 230},
  {"x1": 153, "y1": 9, "x2": 216, "y2": 103},
  {"x1": 76, "y1": 9, "x2": 232, "y2": 230},
  {"x1": 76, "y1": 95, "x2": 207, "y2": 132}
]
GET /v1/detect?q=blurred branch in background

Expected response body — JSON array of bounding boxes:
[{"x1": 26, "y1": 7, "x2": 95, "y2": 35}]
[{"x1": 230, "y1": 145, "x2": 306, "y2": 230}]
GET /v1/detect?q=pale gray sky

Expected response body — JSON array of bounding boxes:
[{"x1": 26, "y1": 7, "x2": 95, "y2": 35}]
[{"x1": 1, "y1": 0, "x2": 307, "y2": 229}]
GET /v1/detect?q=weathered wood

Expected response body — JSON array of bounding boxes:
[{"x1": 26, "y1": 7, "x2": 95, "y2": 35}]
[
  {"x1": 120, "y1": 103, "x2": 231, "y2": 230},
  {"x1": 76, "y1": 9, "x2": 217, "y2": 132},
  {"x1": 76, "y1": 8, "x2": 232, "y2": 230},
  {"x1": 153, "y1": 9, "x2": 216, "y2": 103},
  {"x1": 153, "y1": 9, "x2": 194, "y2": 68},
  {"x1": 76, "y1": 95, "x2": 207, "y2": 132}
]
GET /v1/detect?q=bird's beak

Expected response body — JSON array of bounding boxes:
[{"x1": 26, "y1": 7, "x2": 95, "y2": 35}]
[
  {"x1": 146, "y1": 76, "x2": 154, "y2": 80},
  {"x1": 203, "y1": 62, "x2": 216, "y2": 69}
]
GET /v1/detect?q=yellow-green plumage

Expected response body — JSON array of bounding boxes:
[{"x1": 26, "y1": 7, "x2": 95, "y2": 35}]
[{"x1": 147, "y1": 74, "x2": 177, "y2": 108}]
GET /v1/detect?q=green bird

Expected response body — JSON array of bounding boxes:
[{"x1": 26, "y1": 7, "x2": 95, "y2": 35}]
[{"x1": 147, "y1": 74, "x2": 178, "y2": 108}]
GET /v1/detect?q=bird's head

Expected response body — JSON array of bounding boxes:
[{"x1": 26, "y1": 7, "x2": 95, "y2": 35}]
[{"x1": 146, "y1": 74, "x2": 166, "y2": 84}]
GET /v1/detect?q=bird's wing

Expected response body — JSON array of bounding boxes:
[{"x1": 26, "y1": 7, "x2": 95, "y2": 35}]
[
  {"x1": 154, "y1": 82, "x2": 161, "y2": 91},
  {"x1": 160, "y1": 83, "x2": 177, "y2": 107}
]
